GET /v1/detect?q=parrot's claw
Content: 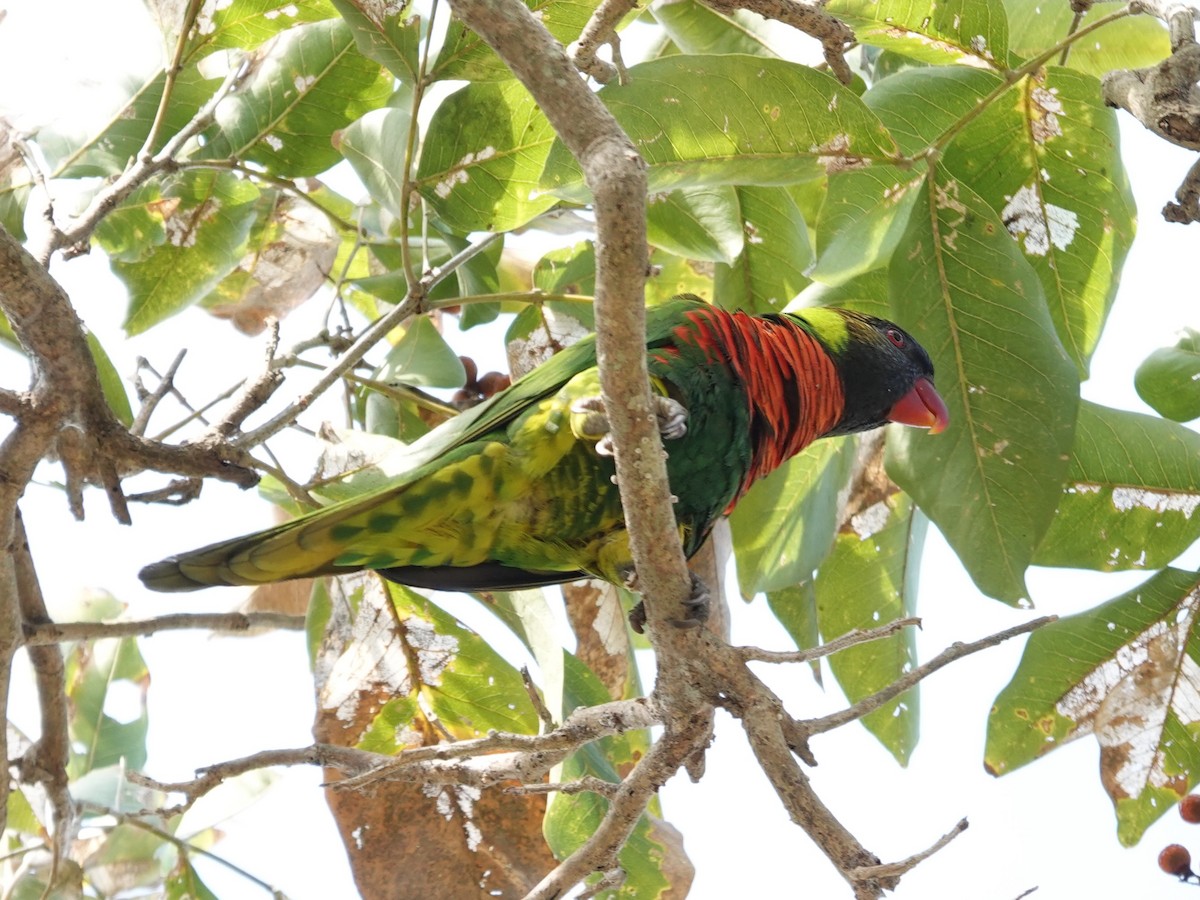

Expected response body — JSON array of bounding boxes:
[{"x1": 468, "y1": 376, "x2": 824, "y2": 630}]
[
  {"x1": 571, "y1": 395, "x2": 689, "y2": 457},
  {"x1": 628, "y1": 572, "x2": 711, "y2": 634}
]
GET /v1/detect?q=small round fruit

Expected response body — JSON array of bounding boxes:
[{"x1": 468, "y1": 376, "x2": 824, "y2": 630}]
[
  {"x1": 477, "y1": 372, "x2": 511, "y2": 397},
  {"x1": 459, "y1": 356, "x2": 478, "y2": 386},
  {"x1": 1159, "y1": 844, "x2": 1193, "y2": 878},
  {"x1": 1181, "y1": 794, "x2": 1200, "y2": 823}
]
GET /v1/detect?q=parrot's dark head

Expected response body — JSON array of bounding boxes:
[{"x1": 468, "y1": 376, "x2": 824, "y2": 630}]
[{"x1": 791, "y1": 308, "x2": 949, "y2": 438}]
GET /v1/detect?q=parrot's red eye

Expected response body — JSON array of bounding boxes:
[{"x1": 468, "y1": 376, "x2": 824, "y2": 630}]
[{"x1": 886, "y1": 328, "x2": 906, "y2": 348}]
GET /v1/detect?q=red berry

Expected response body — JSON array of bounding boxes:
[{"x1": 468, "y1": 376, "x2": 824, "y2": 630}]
[
  {"x1": 1159, "y1": 844, "x2": 1193, "y2": 878},
  {"x1": 459, "y1": 356, "x2": 478, "y2": 387},
  {"x1": 1181, "y1": 795, "x2": 1200, "y2": 823},
  {"x1": 477, "y1": 372, "x2": 511, "y2": 397}
]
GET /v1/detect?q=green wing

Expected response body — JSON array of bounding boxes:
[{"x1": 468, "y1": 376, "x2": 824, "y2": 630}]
[{"x1": 140, "y1": 296, "x2": 707, "y2": 592}]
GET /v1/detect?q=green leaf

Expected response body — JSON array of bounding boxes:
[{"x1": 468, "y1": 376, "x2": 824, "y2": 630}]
[
  {"x1": 185, "y1": 0, "x2": 338, "y2": 61},
  {"x1": 766, "y1": 582, "x2": 822, "y2": 684},
  {"x1": 49, "y1": 65, "x2": 220, "y2": 178},
  {"x1": 986, "y1": 567, "x2": 1200, "y2": 845},
  {"x1": 387, "y1": 580, "x2": 540, "y2": 736},
  {"x1": 199, "y1": 19, "x2": 393, "y2": 176},
  {"x1": 941, "y1": 67, "x2": 1135, "y2": 376},
  {"x1": 415, "y1": 80, "x2": 557, "y2": 233},
  {"x1": 64, "y1": 595, "x2": 150, "y2": 776},
  {"x1": 376, "y1": 315, "x2": 467, "y2": 388},
  {"x1": 814, "y1": 493, "x2": 924, "y2": 764},
  {"x1": 431, "y1": 0, "x2": 595, "y2": 82},
  {"x1": 827, "y1": 0, "x2": 1008, "y2": 67},
  {"x1": 164, "y1": 859, "x2": 219, "y2": 900},
  {"x1": 886, "y1": 176, "x2": 1079, "y2": 604},
  {"x1": 533, "y1": 241, "x2": 597, "y2": 295},
  {"x1": 794, "y1": 268, "x2": 891, "y2": 319},
  {"x1": 1135, "y1": 329, "x2": 1200, "y2": 422},
  {"x1": 715, "y1": 185, "x2": 811, "y2": 312},
  {"x1": 332, "y1": 0, "x2": 422, "y2": 81},
  {"x1": 95, "y1": 170, "x2": 261, "y2": 335},
  {"x1": 730, "y1": 436, "x2": 855, "y2": 597},
  {"x1": 336, "y1": 103, "x2": 413, "y2": 218},
  {"x1": 652, "y1": 0, "x2": 783, "y2": 56},
  {"x1": 1035, "y1": 402, "x2": 1200, "y2": 571},
  {"x1": 85, "y1": 332, "x2": 133, "y2": 426},
  {"x1": 1004, "y1": 0, "x2": 1169, "y2": 75},
  {"x1": 811, "y1": 167, "x2": 922, "y2": 285},
  {"x1": 646, "y1": 247, "x2": 715, "y2": 305},
  {"x1": 544, "y1": 655, "x2": 671, "y2": 898},
  {"x1": 646, "y1": 186, "x2": 743, "y2": 264},
  {"x1": 541, "y1": 55, "x2": 899, "y2": 201}
]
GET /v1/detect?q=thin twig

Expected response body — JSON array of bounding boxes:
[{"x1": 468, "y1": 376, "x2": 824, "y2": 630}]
[
  {"x1": 23, "y1": 612, "x2": 306, "y2": 646},
  {"x1": 131, "y1": 349, "x2": 188, "y2": 436},
  {"x1": 233, "y1": 232, "x2": 502, "y2": 448},
  {"x1": 850, "y1": 818, "x2": 968, "y2": 881},
  {"x1": 739, "y1": 617, "x2": 921, "y2": 664},
  {"x1": 803, "y1": 617, "x2": 1056, "y2": 736}
]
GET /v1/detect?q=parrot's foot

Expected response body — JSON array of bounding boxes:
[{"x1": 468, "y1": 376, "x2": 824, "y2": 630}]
[
  {"x1": 571, "y1": 394, "x2": 688, "y2": 457},
  {"x1": 628, "y1": 572, "x2": 711, "y2": 634}
]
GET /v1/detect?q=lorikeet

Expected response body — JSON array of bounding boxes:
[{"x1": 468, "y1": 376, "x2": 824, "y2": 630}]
[{"x1": 140, "y1": 295, "x2": 947, "y2": 594}]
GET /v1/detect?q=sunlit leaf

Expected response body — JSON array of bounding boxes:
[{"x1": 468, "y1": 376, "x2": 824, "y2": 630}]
[
  {"x1": 376, "y1": 315, "x2": 467, "y2": 388},
  {"x1": 416, "y1": 80, "x2": 557, "y2": 233},
  {"x1": 986, "y1": 567, "x2": 1200, "y2": 845},
  {"x1": 646, "y1": 186, "x2": 742, "y2": 264},
  {"x1": 1004, "y1": 0, "x2": 1169, "y2": 75},
  {"x1": 431, "y1": 0, "x2": 595, "y2": 81},
  {"x1": 335, "y1": 104, "x2": 413, "y2": 218},
  {"x1": 185, "y1": 0, "x2": 338, "y2": 60},
  {"x1": 652, "y1": 0, "x2": 784, "y2": 56},
  {"x1": 827, "y1": 0, "x2": 1008, "y2": 67},
  {"x1": 332, "y1": 0, "x2": 423, "y2": 81},
  {"x1": 199, "y1": 19, "x2": 393, "y2": 176},
  {"x1": 164, "y1": 859, "x2": 219, "y2": 900},
  {"x1": 886, "y1": 176, "x2": 1079, "y2": 603},
  {"x1": 940, "y1": 66, "x2": 1135, "y2": 376},
  {"x1": 95, "y1": 170, "x2": 261, "y2": 334},
  {"x1": 541, "y1": 55, "x2": 899, "y2": 201}
]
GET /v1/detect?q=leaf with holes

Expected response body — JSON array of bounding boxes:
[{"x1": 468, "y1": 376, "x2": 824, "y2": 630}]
[
  {"x1": 332, "y1": 0, "x2": 422, "y2": 81},
  {"x1": 184, "y1": 0, "x2": 338, "y2": 61},
  {"x1": 95, "y1": 169, "x2": 261, "y2": 334},
  {"x1": 815, "y1": 492, "x2": 925, "y2": 764},
  {"x1": 987, "y1": 567, "x2": 1200, "y2": 845},
  {"x1": 1035, "y1": 402, "x2": 1200, "y2": 571},
  {"x1": 886, "y1": 176, "x2": 1079, "y2": 603},
  {"x1": 827, "y1": 0, "x2": 1008, "y2": 68},
  {"x1": 1004, "y1": 0, "x2": 1169, "y2": 76},
  {"x1": 541, "y1": 55, "x2": 898, "y2": 201},
  {"x1": 715, "y1": 185, "x2": 811, "y2": 313},
  {"x1": 198, "y1": 19, "x2": 392, "y2": 177},
  {"x1": 416, "y1": 80, "x2": 557, "y2": 233},
  {"x1": 940, "y1": 67, "x2": 1134, "y2": 376}
]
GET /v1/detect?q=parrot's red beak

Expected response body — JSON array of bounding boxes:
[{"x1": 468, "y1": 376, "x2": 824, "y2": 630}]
[{"x1": 888, "y1": 377, "x2": 949, "y2": 434}]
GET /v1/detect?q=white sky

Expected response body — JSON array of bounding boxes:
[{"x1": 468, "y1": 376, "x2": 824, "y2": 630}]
[{"x1": 3, "y1": 1, "x2": 1200, "y2": 898}]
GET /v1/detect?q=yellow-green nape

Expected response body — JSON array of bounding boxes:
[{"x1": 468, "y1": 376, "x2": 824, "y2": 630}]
[{"x1": 793, "y1": 307, "x2": 851, "y2": 353}]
